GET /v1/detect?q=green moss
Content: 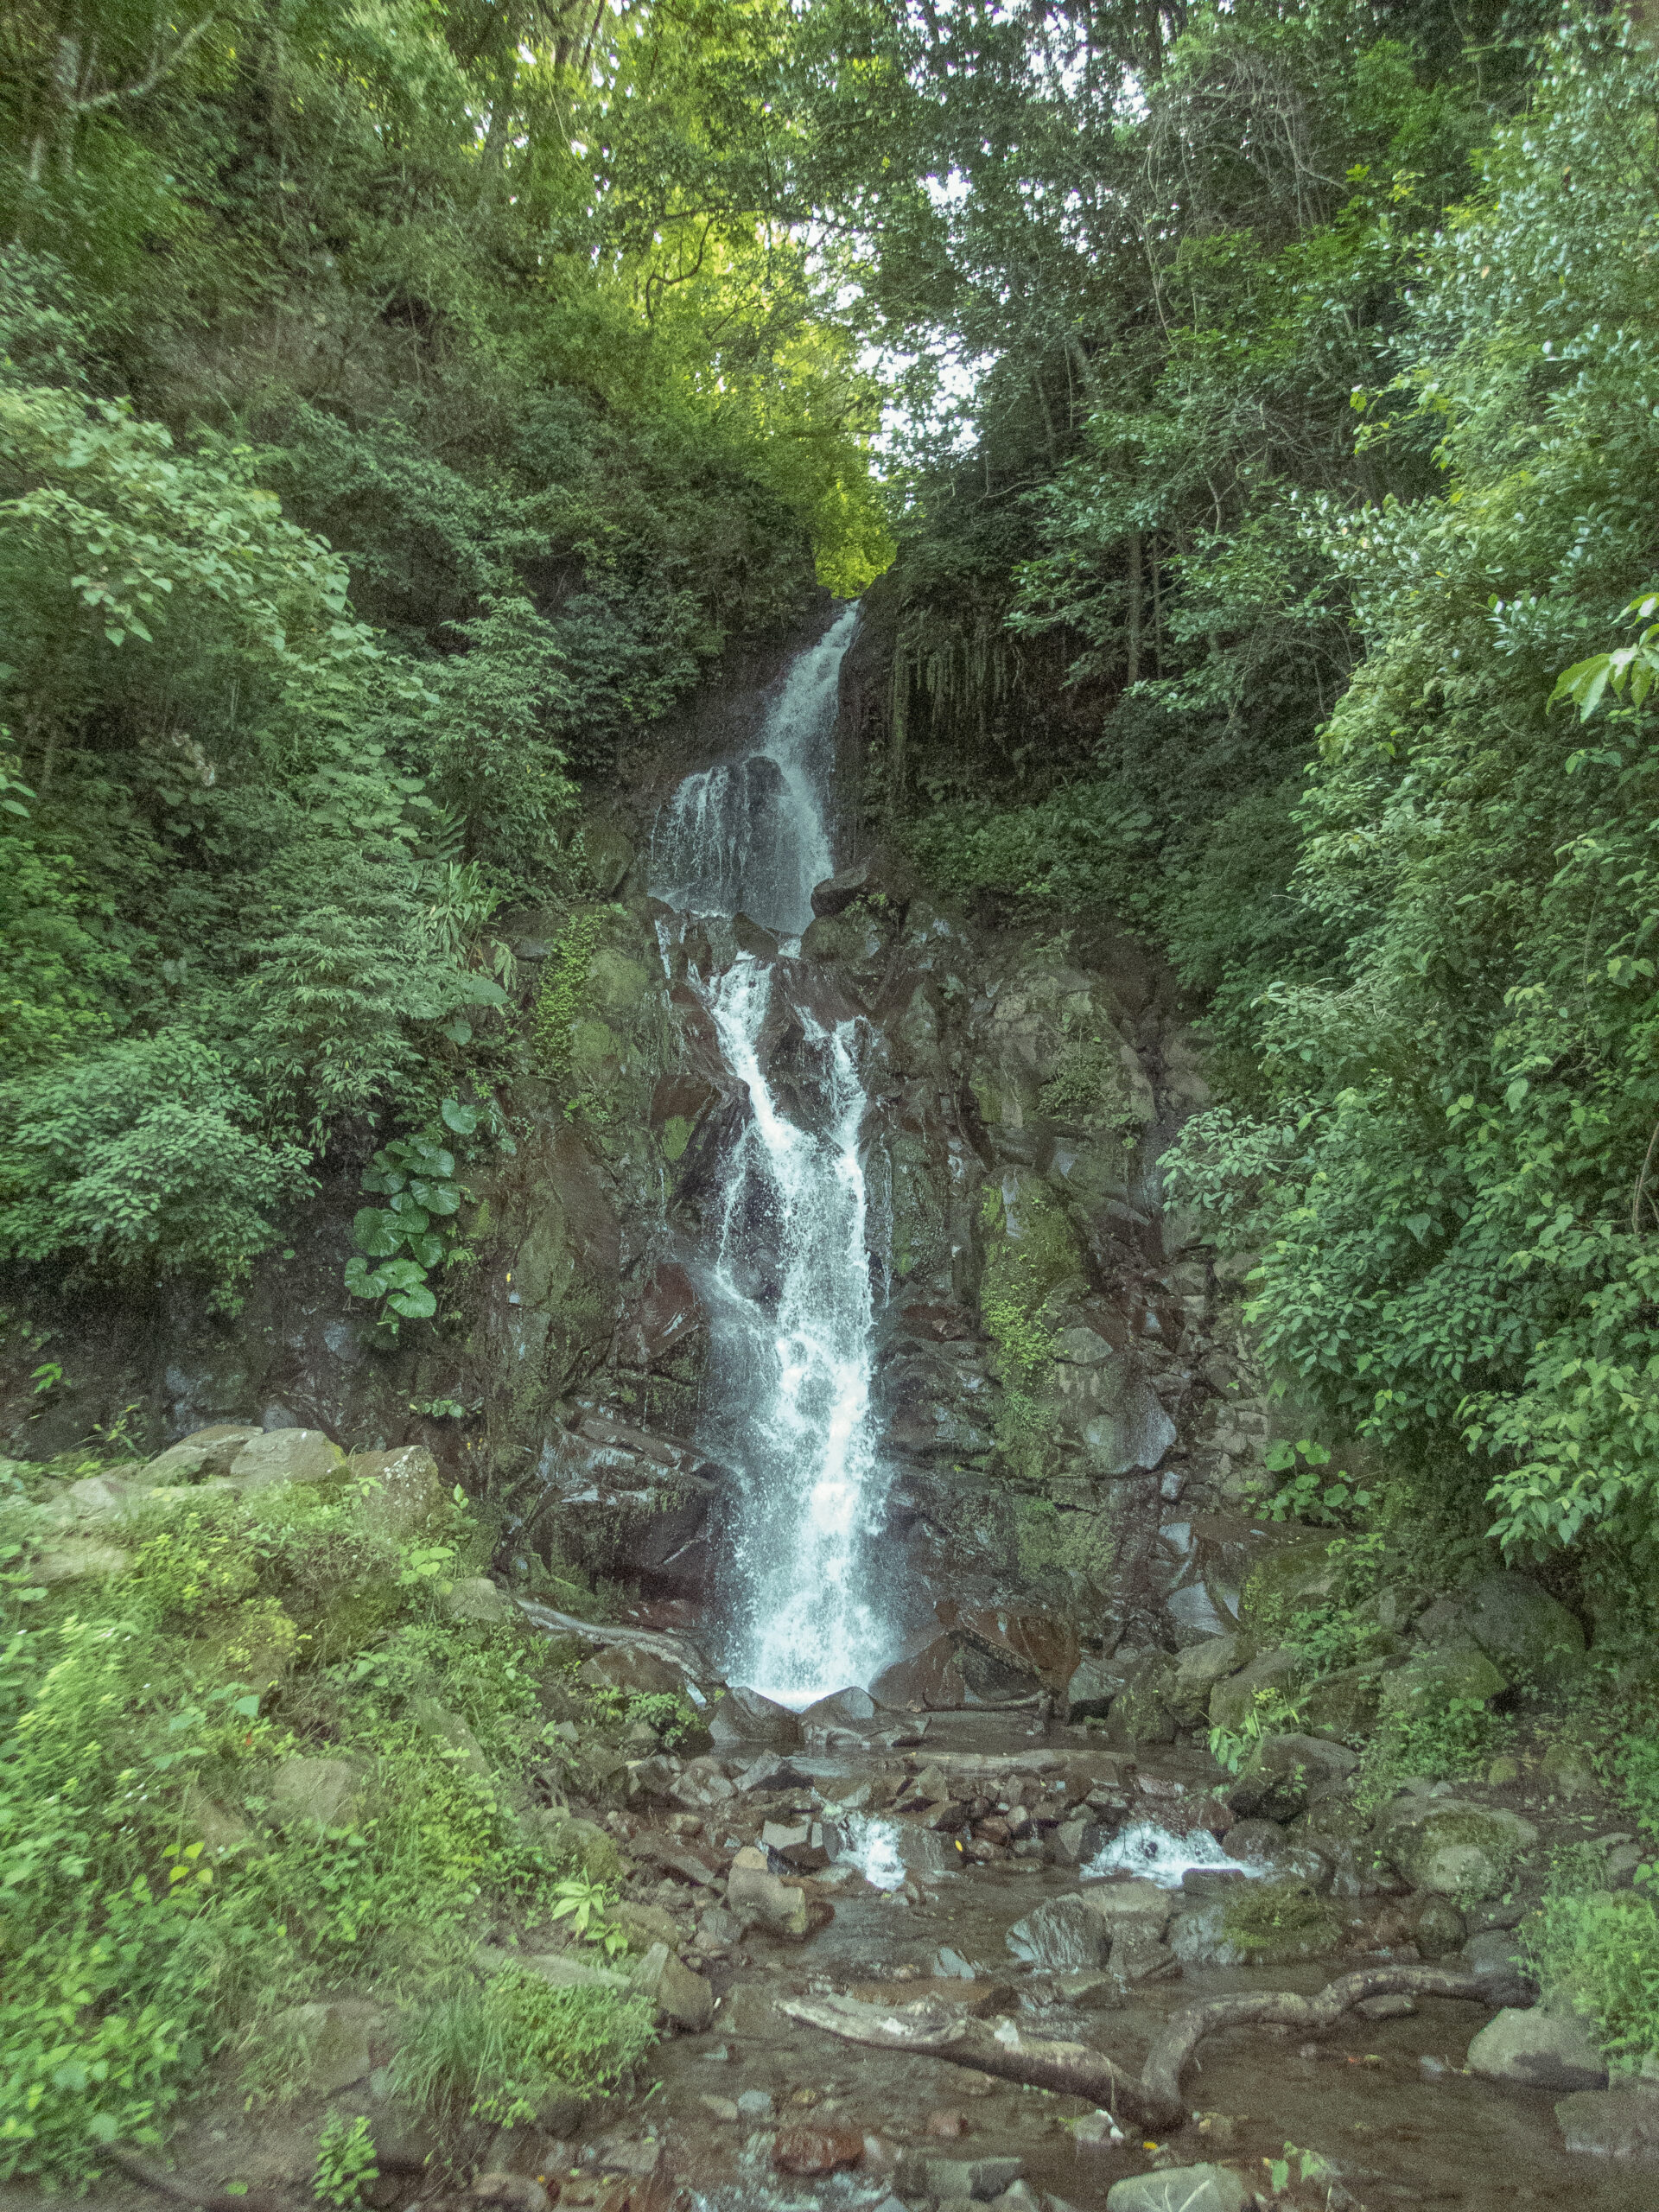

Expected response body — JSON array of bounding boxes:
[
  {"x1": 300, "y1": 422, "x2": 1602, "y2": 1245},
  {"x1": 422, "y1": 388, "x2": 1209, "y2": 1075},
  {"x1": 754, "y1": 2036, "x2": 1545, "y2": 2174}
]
[
  {"x1": 1222, "y1": 1879, "x2": 1340, "y2": 1958},
  {"x1": 1014, "y1": 1495, "x2": 1114, "y2": 1586},
  {"x1": 531, "y1": 910, "x2": 606, "y2": 1087},
  {"x1": 660, "y1": 1114, "x2": 691, "y2": 1162},
  {"x1": 1039, "y1": 1034, "x2": 1139, "y2": 1141}
]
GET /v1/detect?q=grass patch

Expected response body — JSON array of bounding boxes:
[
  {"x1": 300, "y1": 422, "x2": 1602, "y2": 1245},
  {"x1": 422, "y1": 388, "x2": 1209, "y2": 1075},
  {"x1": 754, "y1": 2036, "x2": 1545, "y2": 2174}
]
[
  {"x1": 1524, "y1": 1873, "x2": 1659, "y2": 2067},
  {"x1": 391, "y1": 1968, "x2": 655, "y2": 2126},
  {"x1": 1221, "y1": 1879, "x2": 1339, "y2": 1958}
]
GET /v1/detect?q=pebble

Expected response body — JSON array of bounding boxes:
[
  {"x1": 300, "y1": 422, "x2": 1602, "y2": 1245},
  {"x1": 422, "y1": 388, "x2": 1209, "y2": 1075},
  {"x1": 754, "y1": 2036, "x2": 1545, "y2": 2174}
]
[
  {"x1": 1421, "y1": 2055, "x2": 1448, "y2": 2077},
  {"x1": 736, "y1": 2088, "x2": 775, "y2": 2120},
  {"x1": 928, "y1": 2111, "x2": 970, "y2": 2138},
  {"x1": 772, "y1": 2120, "x2": 867, "y2": 2175},
  {"x1": 699, "y1": 2096, "x2": 740, "y2": 2122}
]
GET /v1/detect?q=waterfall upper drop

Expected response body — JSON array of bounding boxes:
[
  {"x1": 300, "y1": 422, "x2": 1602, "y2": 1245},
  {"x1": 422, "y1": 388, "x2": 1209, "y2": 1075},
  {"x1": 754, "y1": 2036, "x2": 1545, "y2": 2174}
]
[
  {"x1": 649, "y1": 607, "x2": 897, "y2": 1705},
  {"x1": 651, "y1": 608, "x2": 852, "y2": 938}
]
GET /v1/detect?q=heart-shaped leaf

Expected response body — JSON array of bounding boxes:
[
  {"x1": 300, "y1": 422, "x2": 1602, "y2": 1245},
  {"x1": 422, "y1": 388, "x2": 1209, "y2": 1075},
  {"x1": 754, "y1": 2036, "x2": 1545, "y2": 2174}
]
[{"x1": 352, "y1": 1209, "x2": 403, "y2": 1258}]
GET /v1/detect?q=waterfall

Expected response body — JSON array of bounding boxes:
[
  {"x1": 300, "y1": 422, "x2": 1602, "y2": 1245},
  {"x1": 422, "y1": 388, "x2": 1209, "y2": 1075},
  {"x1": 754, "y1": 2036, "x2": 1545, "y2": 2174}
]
[
  {"x1": 651, "y1": 610, "x2": 849, "y2": 938},
  {"x1": 650, "y1": 607, "x2": 895, "y2": 1703}
]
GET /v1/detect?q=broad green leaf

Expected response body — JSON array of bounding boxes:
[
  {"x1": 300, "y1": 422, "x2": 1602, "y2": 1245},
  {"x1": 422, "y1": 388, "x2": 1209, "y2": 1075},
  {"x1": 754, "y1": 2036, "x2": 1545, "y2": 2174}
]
[{"x1": 353, "y1": 1207, "x2": 403, "y2": 1257}]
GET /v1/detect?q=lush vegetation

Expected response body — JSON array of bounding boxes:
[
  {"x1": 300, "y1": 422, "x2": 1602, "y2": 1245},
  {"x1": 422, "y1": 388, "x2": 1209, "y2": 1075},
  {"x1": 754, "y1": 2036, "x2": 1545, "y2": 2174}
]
[
  {"x1": 0, "y1": 1446, "x2": 657, "y2": 2184},
  {"x1": 0, "y1": 0, "x2": 892, "y2": 1297},
  {"x1": 836, "y1": 2, "x2": 1659, "y2": 1572}
]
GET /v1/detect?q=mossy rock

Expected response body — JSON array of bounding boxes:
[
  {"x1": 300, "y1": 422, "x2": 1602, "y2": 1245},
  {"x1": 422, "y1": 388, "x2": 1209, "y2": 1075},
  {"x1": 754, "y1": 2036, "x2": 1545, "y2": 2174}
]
[
  {"x1": 523, "y1": 1807, "x2": 626, "y2": 1885},
  {"x1": 1208, "y1": 1645, "x2": 1302, "y2": 1734},
  {"x1": 1374, "y1": 1796, "x2": 1537, "y2": 1901},
  {"x1": 1240, "y1": 1539, "x2": 1344, "y2": 1627},
  {"x1": 1220, "y1": 1878, "x2": 1340, "y2": 1963},
  {"x1": 1299, "y1": 1661, "x2": 1389, "y2": 1739},
  {"x1": 301, "y1": 1583, "x2": 404, "y2": 1664},
  {"x1": 1463, "y1": 1573, "x2": 1586, "y2": 1689},
  {"x1": 978, "y1": 1167, "x2": 1089, "y2": 1321},
  {"x1": 1377, "y1": 1644, "x2": 1507, "y2": 1719}
]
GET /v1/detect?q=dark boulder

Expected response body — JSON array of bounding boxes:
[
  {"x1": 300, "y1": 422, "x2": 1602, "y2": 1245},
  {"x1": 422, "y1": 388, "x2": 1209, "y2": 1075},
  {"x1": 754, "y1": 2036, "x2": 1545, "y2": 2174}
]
[{"x1": 528, "y1": 1412, "x2": 726, "y2": 1597}]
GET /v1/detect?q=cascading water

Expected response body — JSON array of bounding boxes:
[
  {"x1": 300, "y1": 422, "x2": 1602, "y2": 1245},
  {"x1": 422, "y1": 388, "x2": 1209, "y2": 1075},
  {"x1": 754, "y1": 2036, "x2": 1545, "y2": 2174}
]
[{"x1": 650, "y1": 607, "x2": 896, "y2": 1704}]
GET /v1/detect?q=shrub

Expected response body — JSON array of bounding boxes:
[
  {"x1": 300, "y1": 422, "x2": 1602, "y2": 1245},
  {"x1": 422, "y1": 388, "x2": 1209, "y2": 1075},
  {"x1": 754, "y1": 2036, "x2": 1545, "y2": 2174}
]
[
  {"x1": 0, "y1": 1031, "x2": 311, "y2": 1288},
  {"x1": 391, "y1": 1969, "x2": 655, "y2": 2126}
]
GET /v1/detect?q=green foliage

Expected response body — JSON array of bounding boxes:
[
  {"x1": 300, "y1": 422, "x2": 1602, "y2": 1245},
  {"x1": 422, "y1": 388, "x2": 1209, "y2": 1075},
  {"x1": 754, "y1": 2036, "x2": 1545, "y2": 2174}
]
[
  {"x1": 314, "y1": 2114, "x2": 378, "y2": 2209},
  {"x1": 0, "y1": 1033, "x2": 312, "y2": 1291},
  {"x1": 391, "y1": 1969, "x2": 654, "y2": 2128},
  {"x1": 346, "y1": 1100, "x2": 480, "y2": 1338},
  {"x1": 1358, "y1": 1696, "x2": 1515, "y2": 1809},
  {"x1": 1208, "y1": 1687, "x2": 1306, "y2": 1777},
  {"x1": 1260, "y1": 1438, "x2": 1378, "y2": 1527},
  {"x1": 0, "y1": 1475, "x2": 604, "y2": 2184},
  {"x1": 1525, "y1": 1874, "x2": 1659, "y2": 2066},
  {"x1": 532, "y1": 912, "x2": 607, "y2": 1094},
  {"x1": 1158, "y1": 21, "x2": 1659, "y2": 1556}
]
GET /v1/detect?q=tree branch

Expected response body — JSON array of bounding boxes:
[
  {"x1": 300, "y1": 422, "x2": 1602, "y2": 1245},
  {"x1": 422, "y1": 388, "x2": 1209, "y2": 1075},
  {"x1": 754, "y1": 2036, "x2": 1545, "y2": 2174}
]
[{"x1": 781, "y1": 1966, "x2": 1534, "y2": 2133}]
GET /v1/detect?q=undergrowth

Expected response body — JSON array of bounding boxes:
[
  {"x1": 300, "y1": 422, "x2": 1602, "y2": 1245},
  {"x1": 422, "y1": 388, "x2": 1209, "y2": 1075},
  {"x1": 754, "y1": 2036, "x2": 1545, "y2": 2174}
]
[
  {"x1": 0, "y1": 1473, "x2": 651, "y2": 2184},
  {"x1": 391, "y1": 1969, "x2": 655, "y2": 2128}
]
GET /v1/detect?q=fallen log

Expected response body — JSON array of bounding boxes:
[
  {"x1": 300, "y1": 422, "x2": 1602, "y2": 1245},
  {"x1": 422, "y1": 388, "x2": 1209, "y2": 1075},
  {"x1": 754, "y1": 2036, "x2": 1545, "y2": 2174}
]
[
  {"x1": 776, "y1": 1993, "x2": 1170, "y2": 2129},
  {"x1": 780, "y1": 1965, "x2": 1535, "y2": 2132}
]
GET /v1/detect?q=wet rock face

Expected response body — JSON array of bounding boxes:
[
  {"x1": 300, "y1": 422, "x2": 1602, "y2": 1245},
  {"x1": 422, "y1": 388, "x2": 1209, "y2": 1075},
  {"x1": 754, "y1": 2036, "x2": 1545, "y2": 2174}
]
[{"x1": 525, "y1": 1411, "x2": 727, "y2": 1598}]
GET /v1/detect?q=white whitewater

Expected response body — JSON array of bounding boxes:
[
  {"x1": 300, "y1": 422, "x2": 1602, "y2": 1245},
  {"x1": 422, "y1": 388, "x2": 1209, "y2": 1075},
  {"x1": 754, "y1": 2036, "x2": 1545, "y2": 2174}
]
[
  {"x1": 651, "y1": 608, "x2": 893, "y2": 1703},
  {"x1": 1083, "y1": 1821, "x2": 1262, "y2": 1888},
  {"x1": 651, "y1": 609, "x2": 850, "y2": 939}
]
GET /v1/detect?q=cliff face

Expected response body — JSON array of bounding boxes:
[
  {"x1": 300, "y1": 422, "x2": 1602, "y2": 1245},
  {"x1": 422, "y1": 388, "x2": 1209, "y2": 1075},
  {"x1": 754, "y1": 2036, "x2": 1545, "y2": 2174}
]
[{"x1": 1, "y1": 613, "x2": 1283, "y2": 1685}]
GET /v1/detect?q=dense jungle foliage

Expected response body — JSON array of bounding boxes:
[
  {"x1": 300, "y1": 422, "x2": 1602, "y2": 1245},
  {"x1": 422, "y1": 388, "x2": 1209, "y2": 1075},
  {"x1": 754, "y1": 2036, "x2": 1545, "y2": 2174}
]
[
  {"x1": 0, "y1": 0, "x2": 893, "y2": 1293},
  {"x1": 845, "y1": 1, "x2": 1659, "y2": 1574}
]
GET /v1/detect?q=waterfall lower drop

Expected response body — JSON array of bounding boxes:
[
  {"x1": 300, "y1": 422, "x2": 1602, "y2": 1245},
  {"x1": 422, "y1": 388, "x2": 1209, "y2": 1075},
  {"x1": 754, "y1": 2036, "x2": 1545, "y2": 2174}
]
[{"x1": 650, "y1": 607, "x2": 896, "y2": 1705}]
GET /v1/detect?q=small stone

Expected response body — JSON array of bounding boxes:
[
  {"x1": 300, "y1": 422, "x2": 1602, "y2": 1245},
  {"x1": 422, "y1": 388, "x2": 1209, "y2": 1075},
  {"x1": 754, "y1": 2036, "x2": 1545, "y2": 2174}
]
[
  {"x1": 736, "y1": 2088, "x2": 775, "y2": 2119},
  {"x1": 709, "y1": 1687, "x2": 804, "y2": 1749},
  {"x1": 34, "y1": 1541, "x2": 131, "y2": 1586},
  {"x1": 915, "y1": 2158, "x2": 1023, "y2": 2202},
  {"x1": 1080, "y1": 1878, "x2": 1174, "y2": 1932},
  {"x1": 411, "y1": 1694, "x2": 490, "y2": 1778},
  {"x1": 1556, "y1": 2088, "x2": 1659, "y2": 2158},
  {"x1": 772, "y1": 2121, "x2": 866, "y2": 2175},
  {"x1": 227, "y1": 1427, "x2": 344, "y2": 1491},
  {"x1": 1408, "y1": 1893, "x2": 1466, "y2": 1959},
  {"x1": 1006, "y1": 1895, "x2": 1111, "y2": 1970},
  {"x1": 268, "y1": 1999, "x2": 379, "y2": 2094},
  {"x1": 1072, "y1": 2112, "x2": 1124, "y2": 2149},
  {"x1": 267, "y1": 1756, "x2": 369, "y2": 1830},
  {"x1": 347, "y1": 1444, "x2": 443, "y2": 1537},
  {"x1": 1056, "y1": 1969, "x2": 1121, "y2": 2008},
  {"x1": 700, "y1": 2095, "x2": 740, "y2": 2122},
  {"x1": 1105, "y1": 2166, "x2": 1247, "y2": 2212},
  {"x1": 476, "y1": 1945, "x2": 631, "y2": 1995},
  {"x1": 726, "y1": 1845, "x2": 810, "y2": 1938},
  {"x1": 629, "y1": 1941, "x2": 714, "y2": 2030},
  {"x1": 927, "y1": 2111, "x2": 969, "y2": 2138}
]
